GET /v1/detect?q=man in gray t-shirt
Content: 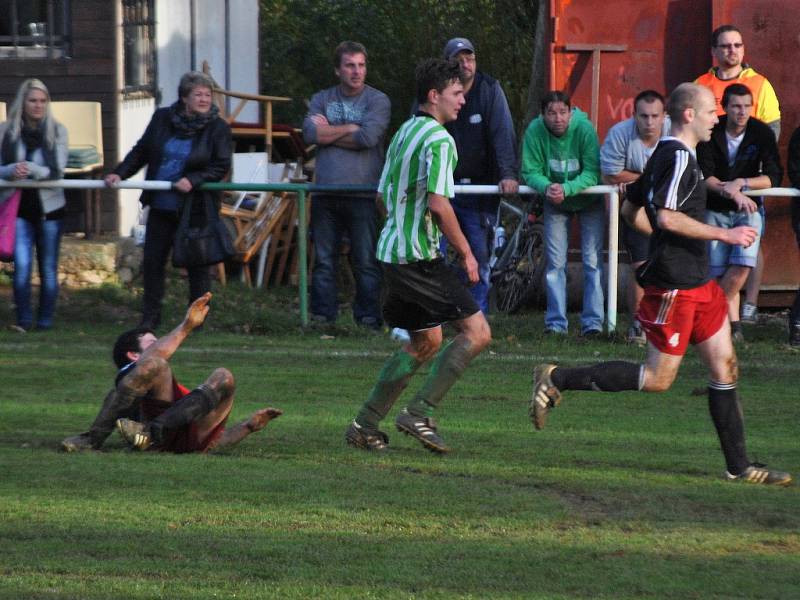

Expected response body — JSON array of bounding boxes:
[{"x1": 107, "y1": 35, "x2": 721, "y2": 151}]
[
  {"x1": 600, "y1": 90, "x2": 669, "y2": 345},
  {"x1": 302, "y1": 41, "x2": 390, "y2": 327}
]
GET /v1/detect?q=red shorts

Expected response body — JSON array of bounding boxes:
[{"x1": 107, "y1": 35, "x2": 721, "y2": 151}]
[
  {"x1": 637, "y1": 280, "x2": 727, "y2": 356},
  {"x1": 140, "y1": 380, "x2": 226, "y2": 453}
]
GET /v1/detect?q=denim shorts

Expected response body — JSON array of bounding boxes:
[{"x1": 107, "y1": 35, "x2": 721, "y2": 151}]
[{"x1": 705, "y1": 209, "x2": 762, "y2": 277}]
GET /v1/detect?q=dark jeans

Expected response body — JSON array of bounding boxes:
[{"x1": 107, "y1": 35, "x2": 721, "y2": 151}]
[
  {"x1": 310, "y1": 195, "x2": 382, "y2": 323},
  {"x1": 143, "y1": 208, "x2": 210, "y2": 326},
  {"x1": 439, "y1": 194, "x2": 496, "y2": 313}
]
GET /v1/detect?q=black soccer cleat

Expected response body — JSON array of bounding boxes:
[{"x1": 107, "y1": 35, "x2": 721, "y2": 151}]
[
  {"x1": 395, "y1": 409, "x2": 449, "y2": 453},
  {"x1": 530, "y1": 364, "x2": 562, "y2": 430},
  {"x1": 345, "y1": 420, "x2": 389, "y2": 451},
  {"x1": 725, "y1": 463, "x2": 792, "y2": 487}
]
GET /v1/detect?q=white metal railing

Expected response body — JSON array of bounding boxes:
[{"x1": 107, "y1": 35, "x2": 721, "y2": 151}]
[{"x1": 2, "y1": 179, "x2": 798, "y2": 331}]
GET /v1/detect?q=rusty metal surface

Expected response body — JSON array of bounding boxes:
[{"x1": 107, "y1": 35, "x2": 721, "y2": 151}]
[{"x1": 549, "y1": 0, "x2": 800, "y2": 295}]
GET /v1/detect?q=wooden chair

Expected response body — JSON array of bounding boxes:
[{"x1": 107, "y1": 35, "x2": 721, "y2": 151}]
[
  {"x1": 50, "y1": 101, "x2": 104, "y2": 236},
  {"x1": 221, "y1": 159, "x2": 302, "y2": 287}
]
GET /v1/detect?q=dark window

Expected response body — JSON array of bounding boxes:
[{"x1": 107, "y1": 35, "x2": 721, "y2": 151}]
[
  {"x1": 0, "y1": 0, "x2": 71, "y2": 58},
  {"x1": 123, "y1": 0, "x2": 157, "y2": 96}
]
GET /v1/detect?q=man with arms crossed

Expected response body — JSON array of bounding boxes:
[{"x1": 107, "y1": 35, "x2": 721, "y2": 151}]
[
  {"x1": 61, "y1": 293, "x2": 282, "y2": 453},
  {"x1": 697, "y1": 83, "x2": 782, "y2": 343},
  {"x1": 345, "y1": 58, "x2": 491, "y2": 453},
  {"x1": 302, "y1": 41, "x2": 390, "y2": 328},
  {"x1": 601, "y1": 90, "x2": 670, "y2": 345},
  {"x1": 530, "y1": 84, "x2": 791, "y2": 486}
]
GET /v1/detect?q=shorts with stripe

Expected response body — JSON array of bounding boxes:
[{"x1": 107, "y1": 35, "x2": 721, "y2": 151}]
[
  {"x1": 636, "y1": 279, "x2": 727, "y2": 356},
  {"x1": 381, "y1": 258, "x2": 480, "y2": 331}
]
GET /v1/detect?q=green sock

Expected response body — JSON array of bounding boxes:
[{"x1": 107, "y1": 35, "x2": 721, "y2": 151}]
[
  {"x1": 406, "y1": 338, "x2": 474, "y2": 418},
  {"x1": 356, "y1": 350, "x2": 421, "y2": 429}
]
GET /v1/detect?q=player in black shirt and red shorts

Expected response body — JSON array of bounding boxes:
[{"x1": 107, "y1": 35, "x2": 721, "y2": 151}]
[{"x1": 530, "y1": 83, "x2": 791, "y2": 486}]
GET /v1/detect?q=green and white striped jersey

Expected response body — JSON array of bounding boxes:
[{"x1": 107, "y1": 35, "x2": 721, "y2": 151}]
[{"x1": 375, "y1": 114, "x2": 458, "y2": 263}]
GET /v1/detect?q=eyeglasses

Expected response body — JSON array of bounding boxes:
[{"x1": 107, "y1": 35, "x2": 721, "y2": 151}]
[{"x1": 716, "y1": 43, "x2": 743, "y2": 50}]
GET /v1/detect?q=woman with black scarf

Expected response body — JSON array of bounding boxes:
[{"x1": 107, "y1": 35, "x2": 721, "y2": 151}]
[
  {"x1": 106, "y1": 71, "x2": 232, "y2": 330},
  {"x1": 0, "y1": 78, "x2": 68, "y2": 331}
]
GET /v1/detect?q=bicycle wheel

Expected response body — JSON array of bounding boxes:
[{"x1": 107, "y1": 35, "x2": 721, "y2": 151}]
[{"x1": 491, "y1": 222, "x2": 545, "y2": 314}]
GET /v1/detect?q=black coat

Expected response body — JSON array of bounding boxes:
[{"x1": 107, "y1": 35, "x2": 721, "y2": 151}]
[
  {"x1": 113, "y1": 107, "x2": 232, "y2": 214},
  {"x1": 697, "y1": 115, "x2": 782, "y2": 212}
]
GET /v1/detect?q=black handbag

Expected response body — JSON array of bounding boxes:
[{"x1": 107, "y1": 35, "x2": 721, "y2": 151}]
[{"x1": 172, "y1": 195, "x2": 235, "y2": 268}]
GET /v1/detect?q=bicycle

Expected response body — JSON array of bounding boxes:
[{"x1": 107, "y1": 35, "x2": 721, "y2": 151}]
[{"x1": 488, "y1": 196, "x2": 546, "y2": 314}]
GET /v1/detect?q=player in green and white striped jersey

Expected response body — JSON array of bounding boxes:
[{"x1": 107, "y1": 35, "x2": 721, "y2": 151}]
[
  {"x1": 345, "y1": 58, "x2": 492, "y2": 454},
  {"x1": 375, "y1": 114, "x2": 457, "y2": 263}
]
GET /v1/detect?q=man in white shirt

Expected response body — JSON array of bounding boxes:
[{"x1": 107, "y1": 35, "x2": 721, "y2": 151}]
[{"x1": 600, "y1": 90, "x2": 670, "y2": 344}]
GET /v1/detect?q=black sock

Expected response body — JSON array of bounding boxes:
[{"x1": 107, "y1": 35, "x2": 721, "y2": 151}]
[
  {"x1": 708, "y1": 382, "x2": 749, "y2": 475},
  {"x1": 552, "y1": 361, "x2": 641, "y2": 392},
  {"x1": 149, "y1": 384, "x2": 220, "y2": 444},
  {"x1": 731, "y1": 320, "x2": 742, "y2": 334}
]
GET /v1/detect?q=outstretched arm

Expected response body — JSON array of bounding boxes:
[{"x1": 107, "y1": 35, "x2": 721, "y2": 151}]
[{"x1": 139, "y1": 292, "x2": 211, "y2": 363}]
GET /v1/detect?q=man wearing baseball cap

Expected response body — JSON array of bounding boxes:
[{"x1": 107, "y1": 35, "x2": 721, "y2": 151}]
[{"x1": 440, "y1": 37, "x2": 519, "y2": 313}]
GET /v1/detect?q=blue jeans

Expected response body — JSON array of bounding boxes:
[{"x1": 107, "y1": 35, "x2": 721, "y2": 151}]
[
  {"x1": 705, "y1": 209, "x2": 762, "y2": 276},
  {"x1": 310, "y1": 195, "x2": 382, "y2": 323},
  {"x1": 13, "y1": 217, "x2": 64, "y2": 329},
  {"x1": 543, "y1": 200, "x2": 605, "y2": 333},
  {"x1": 439, "y1": 195, "x2": 495, "y2": 313}
]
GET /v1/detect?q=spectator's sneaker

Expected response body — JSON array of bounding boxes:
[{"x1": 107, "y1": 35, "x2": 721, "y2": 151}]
[
  {"x1": 395, "y1": 410, "x2": 449, "y2": 453},
  {"x1": 725, "y1": 464, "x2": 792, "y2": 487},
  {"x1": 626, "y1": 324, "x2": 646, "y2": 346},
  {"x1": 530, "y1": 364, "x2": 562, "y2": 430},
  {"x1": 345, "y1": 420, "x2": 389, "y2": 451},
  {"x1": 60, "y1": 433, "x2": 93, "y2": 452},
  {"x1": 741, "y1": 302, "x2": 758, "y2": 324},
  {"x1": 116, "y1": 418, "x2": 152, "y2": 450},
  {"x1": 789, "y1": 324, "x2": 800, "y2": 348}
]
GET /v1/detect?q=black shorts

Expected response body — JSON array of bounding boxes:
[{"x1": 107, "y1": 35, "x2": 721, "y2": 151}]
[
  {"x1": 381, "y1": 259, "x2": 480, "y2": 331},
  {"x1": 622, "y1": 220, "x2": 650, "y2": 264}
]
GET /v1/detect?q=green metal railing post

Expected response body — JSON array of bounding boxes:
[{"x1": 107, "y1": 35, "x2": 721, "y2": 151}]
[{"x1": 297, "y1": 188, "x2": 308, "y2": 326}]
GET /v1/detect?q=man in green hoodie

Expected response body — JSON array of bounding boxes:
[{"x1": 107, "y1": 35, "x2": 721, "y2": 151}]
[{"x1": 521, "y1": 91, "x2": 603, "y2": 336}]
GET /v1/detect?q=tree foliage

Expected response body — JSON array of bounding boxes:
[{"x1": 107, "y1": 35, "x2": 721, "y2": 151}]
[{"x1": 260, "y1": 0, "x2": 540, "y2": 137}]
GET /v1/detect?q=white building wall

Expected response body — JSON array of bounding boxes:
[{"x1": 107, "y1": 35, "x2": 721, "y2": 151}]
[
  {"x1": 228, "y1": 1, "x2": 260, "y2": 123},
  {"x1": 155, "y1": 0, "x2": 193, "y2": 106},
  {"x1": 117, "y1": 98, "x2": 156, "y2": 238}
]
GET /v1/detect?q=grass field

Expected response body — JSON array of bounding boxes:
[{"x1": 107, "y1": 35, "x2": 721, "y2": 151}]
[{"x1": 1, "y1": 281, "x2": 799, "y2": 599}]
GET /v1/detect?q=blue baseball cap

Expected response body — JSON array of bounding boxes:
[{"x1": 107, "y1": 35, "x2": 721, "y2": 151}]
[{"x1": 443, "y1": 37, "x2": 475, "y2": 60}]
